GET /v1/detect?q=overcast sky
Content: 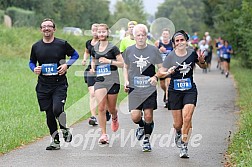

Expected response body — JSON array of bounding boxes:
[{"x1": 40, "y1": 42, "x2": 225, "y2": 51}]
[{"x1": 109, "y1": 0, "x2": 165, "y2": 15}]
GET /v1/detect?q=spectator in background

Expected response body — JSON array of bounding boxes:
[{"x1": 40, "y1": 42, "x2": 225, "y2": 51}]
[{"x1": 205, "y1": 31, "x2": 211, "y2": 44}]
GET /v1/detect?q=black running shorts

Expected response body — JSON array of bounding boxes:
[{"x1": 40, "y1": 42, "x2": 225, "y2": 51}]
[
  {"x1": 128, "y1": 91, "x2": 157, "y2": 111},
  {"x1": 168, "y1": 90, "x2": 197, "y2": 110}
]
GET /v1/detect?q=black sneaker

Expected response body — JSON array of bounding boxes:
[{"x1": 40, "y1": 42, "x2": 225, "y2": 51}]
[
  {"x1": 164, "y1": 100, "x2": 168, "y2": 108},
  {"x1": 180, "y1": 143, "x2": 189, "y2": 158},
  {"x1": 62, "y1": 128, "x2": 72, "y2": 142},
  {"x1": 46, "y1": 140, "x2": 60, "y2": 150},
  {"x1": 106, "y1": 110, "x2": 111, "y2": 121},
  {"x1": 89, "y1": 116, "x2": 98, "y2": 126}
]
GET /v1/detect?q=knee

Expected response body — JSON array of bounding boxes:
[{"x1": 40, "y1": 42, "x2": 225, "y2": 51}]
[
  {"x1": 53, "y1": 103, "x2": 64, "y2": 118},
  {"x1": 144, "y1": 114, "x2": 153, "y2": 123},
  {"x1": 90, "y1": 91, "x2": 95, "y2": 98},
  {"x1": 131, "y1": 112, "x2": 141, "y2": 123},
  {"x1": 173, "y1": 122, "x2": 183, "y2": 129}
]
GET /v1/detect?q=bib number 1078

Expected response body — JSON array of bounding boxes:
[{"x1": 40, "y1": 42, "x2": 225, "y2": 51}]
[{"x1": 174, "y1": 78, "x2": 192, "y2": 91}]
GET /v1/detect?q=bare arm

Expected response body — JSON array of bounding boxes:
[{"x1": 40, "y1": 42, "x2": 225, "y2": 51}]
[
  {"x1": 82, "y1": 48, "x2": 90, "y2": 66},
  {"x1": 123, "y1": 63, "x2": 130, "y2": 92}
]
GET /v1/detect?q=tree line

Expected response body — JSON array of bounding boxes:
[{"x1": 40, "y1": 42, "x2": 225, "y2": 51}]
[{"x1": 0, "y1": 0, "x2": 251, "y2": 68}]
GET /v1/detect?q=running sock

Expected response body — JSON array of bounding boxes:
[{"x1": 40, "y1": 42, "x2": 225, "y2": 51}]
[
  {"x1": 53, "y1": 133, "x2": 60, "y2": 142},
  {"x1": 181, "y1": 141, "x2": 188, "y2": 146},
  {"x1": 144, "y1": 121, "x2": 154, "y2": 137},
  {"x1": 135, "y1": 118, "x2": 145, "y2": 127},
  {"x1": 176, "y1": 129, "x2": 181, "y2": 135}
]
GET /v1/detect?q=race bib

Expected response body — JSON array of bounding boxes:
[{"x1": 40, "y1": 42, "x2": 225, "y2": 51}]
[
  {"x1": 161, "y1": 53, "x2": 167, "y2": 62},
  {"x1": 41, "y1": 63, "x2": 58, "y2": 76},
  {"x1": 134, "y1": 76, "x2": 150, "y2": 88},
  {"x1": 223, "y1": 54, "x2": 228, "y2": 59},
  {"x1": 174, "y1": 78, "x2": 192, "y2": 91},
  {"x1": 96, "y1": 64, "x2": 111, "y2": 76}
]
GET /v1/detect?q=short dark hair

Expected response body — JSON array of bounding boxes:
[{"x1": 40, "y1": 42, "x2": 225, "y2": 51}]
[{"x1": 40, "y1": 18, "x2": 55, "y2": 28}]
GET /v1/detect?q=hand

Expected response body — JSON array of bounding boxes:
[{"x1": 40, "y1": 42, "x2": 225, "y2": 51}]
[
  {"x1": 90, "y1": 68, "x2": 95, "y2": 74},
  {"x1": 148, "y1": 76, "x2": 158, "y2": 86},
  {"x1": 159, "y1": 46, "x2": 166, "y2": 53},
  {"x1": 57, "y1": 64, "x2": 68, "y2": 75},
  {"x1": 198, "y1": 50, "x2": 206, "y2": 63},
  {"x1": 124, "y1": 81, "x2": 130, "y2": 92},
  {"x1": 82, "y1": 60, "x2": 87, "y2": 66},
  {"x1": 99, "y1": 57, "x2": 111, "y2": 64},
  {"x1": 167, "y1": 66, "x2": 176, "y2": 74},
  {"x1": 34, "y1": 66, "x2": 41, "y2": 75}
]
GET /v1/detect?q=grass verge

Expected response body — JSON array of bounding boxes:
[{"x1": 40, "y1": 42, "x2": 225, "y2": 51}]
[{"x1": 227, "y1": 59, "x2": 252, "y2": 166}]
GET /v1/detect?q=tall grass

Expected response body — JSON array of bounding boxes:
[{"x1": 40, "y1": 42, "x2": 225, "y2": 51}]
[
  {"x1": 0, "y1": 25, "x2": 126, "y2": 154},
  {"x1": 228, "y1": 59, "x2": 252, "y2": 166}
]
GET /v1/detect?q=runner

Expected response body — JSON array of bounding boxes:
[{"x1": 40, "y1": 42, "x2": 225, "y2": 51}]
[
  {"x1": 29, "y1": 18, "x2": 79, "y2": 150},
  {"x1": 119, "y1": 21, "x2": 137, "y2": 53},
  {"x1": 154, "y1": 28, "x2": 173, "y2": 108},
  {"x1": 220, "y1": 40, "x2": 233, "y2": 78},
  {"x1": 198, "y1": 39, "x2": 209, "y2": 73},
  {"x1": 157, "y1": 30, "x2": 207, "y2": 158},
  {"x1": 123, "y1": 24, "x2": 163, "y2": 152},
  {"x1": 215, "y1": 37, "x2": 223, "y2": 69},
  {"x1": 90, "y1": 23, "x2": 124, "y2": 144},
  {"x1": 82, "y1": 23, "x2": 111, "y2": 126}
]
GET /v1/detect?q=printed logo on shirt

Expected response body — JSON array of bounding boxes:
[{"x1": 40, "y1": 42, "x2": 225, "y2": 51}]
[{"x1": 133, "y1": 54, "x2": 150, "y2": 74}]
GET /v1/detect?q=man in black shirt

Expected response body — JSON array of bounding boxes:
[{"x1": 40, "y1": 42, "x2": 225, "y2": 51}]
[{"x1": 29, "y1": 18, "x2": 79, "y2": 150}]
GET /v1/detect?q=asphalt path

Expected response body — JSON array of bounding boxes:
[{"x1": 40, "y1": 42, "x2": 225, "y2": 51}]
[{"x1": 0, "y1": 57, "x2": 238, "y2": 167}]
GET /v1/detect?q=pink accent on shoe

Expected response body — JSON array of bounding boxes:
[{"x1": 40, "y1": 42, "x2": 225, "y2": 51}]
[
  {"x1": 98, "y1": 134, "x2": 109, "y2": 144},
  {"x1": 111, "y1": 116, "x2": 119, "y2": 132}
]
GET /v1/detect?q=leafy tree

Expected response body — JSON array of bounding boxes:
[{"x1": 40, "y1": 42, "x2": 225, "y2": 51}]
[
  {"x1": 112, "y1": 0, "x2": 147, "y2": 25},
  {"x1": 0, "y1": 0, "x2": 111, "y2": 29},
  {"x1": 155, "y1": 0, "x2": 204, "y2": 33}
]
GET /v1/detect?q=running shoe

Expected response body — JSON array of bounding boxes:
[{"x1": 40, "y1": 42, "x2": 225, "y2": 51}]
[
  {"x1": 164, "y1": 100, "x2": 169, "y2": 108},
  {"x1": 221, "y1": 70, "x2": 224, "y2": 74},
  {"x1": 89, "y1": 116, "x2": 98, "y2": 126},
  {"x1": 106, "y1": 110, "x2": 111, "y2": 121},
  {"x1": 142, "y1": 139, "x2": 152, "y2": 152},
  {"x1": 62, "y1": 128, "x2": 72, "y2": 142},
  {"x1": 225, "y1": 72, "x2": 229, "y2": 78},
  {"x1": 180, "y1": 143, "x2": 189, "y2": 158},
  {"x1": 175, "y1": 132, "x2": 182, "y2": 148},
  {"x1": 111, "y1": 115, "x2": 119, "y2": 132},
  {"x1": 46, "y1": 140, "x2": 60, "y2": 150},
  {"x1": 135, "y1": 127, "x2": 144, "y2": 141},
  {"x1": 98, "y1": 134, "x2": 109, "y2": 144}
]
